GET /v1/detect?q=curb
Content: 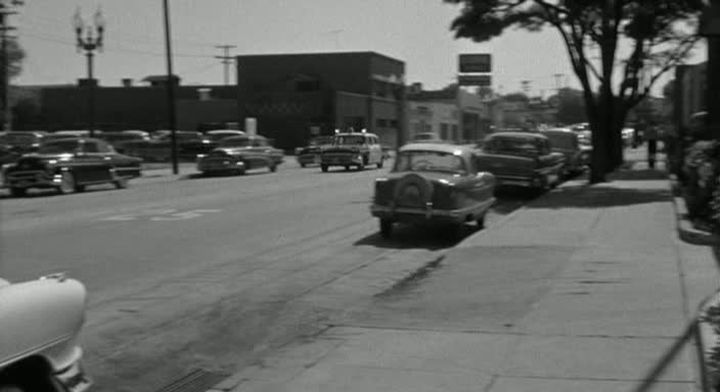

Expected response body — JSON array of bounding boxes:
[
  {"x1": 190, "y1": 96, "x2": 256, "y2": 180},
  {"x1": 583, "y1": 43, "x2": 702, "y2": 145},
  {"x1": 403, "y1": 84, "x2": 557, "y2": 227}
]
[{"x1": 668, "y1": 175, "x2": 720, "y2": 246}]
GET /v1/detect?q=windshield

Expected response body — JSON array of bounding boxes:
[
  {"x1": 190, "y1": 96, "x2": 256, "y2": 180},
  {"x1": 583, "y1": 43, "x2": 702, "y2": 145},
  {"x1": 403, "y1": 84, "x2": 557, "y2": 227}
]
[
  {"x1": 38, "y1": 140, "x2": 80, "y2": 154},
  {"x1": 394, "y1": 150, "x2": 466, "y2": 174},
  {"x1": 334, "y1": 135, "x2": 366, "y2": 145},
  {"x1": 219, "y1": 137, "x2": 251, "y2": 148},
  {"x1": 484, "y1": 137, "x2": 540, "y2": 155}
]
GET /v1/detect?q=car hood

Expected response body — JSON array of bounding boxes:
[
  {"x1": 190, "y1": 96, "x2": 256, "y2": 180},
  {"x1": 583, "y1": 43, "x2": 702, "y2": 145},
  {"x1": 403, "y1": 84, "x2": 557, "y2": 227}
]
[
  {"x1": 322, "y1": 145, "x2": 361, "y2": 153},
  {"x1": 0, "y1": 276, "x2": 87, "y2": 368}
]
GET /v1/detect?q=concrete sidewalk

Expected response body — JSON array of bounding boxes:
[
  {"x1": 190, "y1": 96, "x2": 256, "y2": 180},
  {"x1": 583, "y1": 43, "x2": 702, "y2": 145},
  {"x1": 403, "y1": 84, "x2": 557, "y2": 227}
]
[{"x1": 209, "y1": 162, "x2": 720, "y2": 392}]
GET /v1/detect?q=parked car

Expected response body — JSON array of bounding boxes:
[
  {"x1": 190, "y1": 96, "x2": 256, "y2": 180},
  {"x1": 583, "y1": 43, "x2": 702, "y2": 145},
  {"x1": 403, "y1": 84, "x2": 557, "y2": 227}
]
[
  {"x1": 0, "y1": 273, "x2": 92, "y2": 392},
  {"x1": 3, "y1": 137, "x2": 142, "y2": 197},
  {"x1": 99, "y1": 131, "x2": 151, "y2": 154},
  {"x1": 196, "y1": 134, "x2": 283, "y2": 176},
  {"x1": 120, "y1": 129, "x2": 151, "y2": 139},
  {"x1": 320, "y1": 131, "x2": 384, "y2": 172},
  {"x1": 155, "y1": 131, "x2": 214, "y2": 159},
  {"x1": 475, "y1": 132, "x2": 566, "y2": 191},
  {"x1": 0, "y1": 131, "x2": 47, "y2": 154},
  {"x1": 42, "y1": 133, "x2": 82, "y2": 144},
  {"x1": 370, "y1": 143, "x2": 496, "y2": 238},
  {"x1": 205, "y1": 129, "x2": 246, "y2": 144},
  {"x1": 295, "y1": 135, "x2": 334, "y2": 167},
  {"x1": 541, "y1": 128, "x2": 590, "y2": 177}
]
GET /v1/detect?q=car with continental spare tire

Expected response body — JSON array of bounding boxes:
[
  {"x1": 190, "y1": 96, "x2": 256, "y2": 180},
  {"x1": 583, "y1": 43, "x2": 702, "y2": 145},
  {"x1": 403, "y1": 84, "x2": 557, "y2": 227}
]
[
  {"x1": 370, "y1": 143, "x2": 496, "y2": 239},
  {"x1": 320, "y1": 130, "x2": 384, "y2": 172}
]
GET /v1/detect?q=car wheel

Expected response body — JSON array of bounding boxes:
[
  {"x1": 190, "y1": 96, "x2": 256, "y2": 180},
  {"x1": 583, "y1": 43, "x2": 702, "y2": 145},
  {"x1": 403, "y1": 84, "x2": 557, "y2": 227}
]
[
  {"x1": 344, "y1": 165, "x2": 350, "y2": 171},
  {"x1": 57, "y1": 172, "x2": 76, "y2": 194},
  {"x1": 114, "y1": 175, "x2": 128, "y2": 189},
  {"x1": 380, "y1": 219, "x2": 393, "y2": 239},
  {"x1": 321, "y1": 164, "x2": 329, "y2": 172},
  {"x1": 357, "y1": 161, "x2": 365, "y2": 171},
  {"x1": 300, "y1": 163, "x2": 306, "y2": 168},
  {"x1": 9, "y1": 187, "x2": 25, "y2": 198},
  {"x1": 377, "y1": 158, "x2": 384, "y2": 169},
  {"x1": 269, "y1": 163, "x2": 277, "y2": 173},
  {"x1": 476, "y1": 213, "x2": 486, "y2": 230}
]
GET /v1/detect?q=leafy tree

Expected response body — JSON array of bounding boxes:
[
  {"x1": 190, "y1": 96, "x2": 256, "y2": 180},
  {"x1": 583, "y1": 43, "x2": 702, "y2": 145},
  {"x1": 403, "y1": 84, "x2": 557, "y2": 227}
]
[
  {"x1": 2, "y1": 38, "x2": 25, "y2": 80},
  {"x1": 445, "y1": 0, "x2": 704, "y2": 183}
]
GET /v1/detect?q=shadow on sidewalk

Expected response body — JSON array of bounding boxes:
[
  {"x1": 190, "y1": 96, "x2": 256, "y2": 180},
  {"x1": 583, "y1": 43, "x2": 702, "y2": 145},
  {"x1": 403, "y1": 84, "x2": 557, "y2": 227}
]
[{"x1": 529, "y1": 168, "x2": 671, "y2": 209}]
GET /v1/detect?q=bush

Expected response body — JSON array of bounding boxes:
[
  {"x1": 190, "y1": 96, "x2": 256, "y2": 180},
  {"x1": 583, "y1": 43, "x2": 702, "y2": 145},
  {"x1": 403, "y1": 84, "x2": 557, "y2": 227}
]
[{"x1": 682, "y1": 140, "x2": 720, "y2": 231}]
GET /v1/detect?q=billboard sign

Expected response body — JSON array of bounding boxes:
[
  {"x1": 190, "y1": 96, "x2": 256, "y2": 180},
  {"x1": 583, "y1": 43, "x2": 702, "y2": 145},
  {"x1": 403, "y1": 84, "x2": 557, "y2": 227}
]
[
  {"x1": 459, "y1": 54, "x2": 492, "y2": 73},
  {"x1": 458, "y1": 74, "x2": 492, "y2": 87}
]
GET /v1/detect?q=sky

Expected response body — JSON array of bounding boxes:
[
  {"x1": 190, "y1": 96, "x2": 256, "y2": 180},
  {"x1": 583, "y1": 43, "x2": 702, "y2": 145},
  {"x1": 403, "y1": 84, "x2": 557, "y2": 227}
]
[{"x1": 15, "y1": 0, "x2": 707, "y2": 97}]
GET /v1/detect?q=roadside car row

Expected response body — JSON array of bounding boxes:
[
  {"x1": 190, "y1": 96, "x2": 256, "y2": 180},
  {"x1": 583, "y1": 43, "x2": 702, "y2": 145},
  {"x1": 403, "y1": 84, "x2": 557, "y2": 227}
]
[{"x1": 0, "y1": 128, "x2": 591, "y2": 391}]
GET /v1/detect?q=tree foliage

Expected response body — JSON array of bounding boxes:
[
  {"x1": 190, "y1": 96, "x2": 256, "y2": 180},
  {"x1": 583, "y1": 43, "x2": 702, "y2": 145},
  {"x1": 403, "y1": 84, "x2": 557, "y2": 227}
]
[{"x1": 445, "y1": 0, "x2": 705, "y2": 182}]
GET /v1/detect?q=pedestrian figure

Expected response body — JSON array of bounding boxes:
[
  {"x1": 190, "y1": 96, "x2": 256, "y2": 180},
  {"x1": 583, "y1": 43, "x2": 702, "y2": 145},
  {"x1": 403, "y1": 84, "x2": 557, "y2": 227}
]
[{"x1": 645, "y1": 121, "x2": 659, "y2": 169}]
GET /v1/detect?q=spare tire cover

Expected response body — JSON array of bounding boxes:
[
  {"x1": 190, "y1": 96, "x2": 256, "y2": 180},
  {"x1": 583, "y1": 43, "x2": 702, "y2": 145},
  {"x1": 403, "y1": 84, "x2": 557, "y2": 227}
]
[{"x1": 393, "y1": 173, "x2": 434, "y2": 208}]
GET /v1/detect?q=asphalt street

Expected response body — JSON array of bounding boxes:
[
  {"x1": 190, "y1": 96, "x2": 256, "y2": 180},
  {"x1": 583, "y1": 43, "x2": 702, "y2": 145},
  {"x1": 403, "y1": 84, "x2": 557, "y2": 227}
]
[{"x1": 0, "y1": 158, "x2": 531, "y2": 392}]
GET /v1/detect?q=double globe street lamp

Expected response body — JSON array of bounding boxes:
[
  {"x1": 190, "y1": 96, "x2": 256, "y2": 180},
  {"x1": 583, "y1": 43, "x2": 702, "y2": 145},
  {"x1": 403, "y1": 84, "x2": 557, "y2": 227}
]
[{"x1": 73, "y1": 8, "x2": 105, "y2": 138}]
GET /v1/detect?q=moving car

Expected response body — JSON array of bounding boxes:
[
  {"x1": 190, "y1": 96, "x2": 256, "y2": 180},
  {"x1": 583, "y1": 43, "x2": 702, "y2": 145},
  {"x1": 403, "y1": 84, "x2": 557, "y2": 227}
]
[
  {"x1": 0, "y1": 131, "x2": 47, "y2": 154},
  {"x1": 541, "y1": 128, "x2": 590, "y2": 177},
  {"x1": 3, "y1": 137, "x2": 142, "y2": 197},
  {"x1": 476, "y1": 132, "x2": 565, "y2": 191},
  {"x1": 295, "y1": 135, "x2": 333, "y2": 167},
  {"x1": 196, "y1": 134, "x2": 283, "y2": 175},
  {"x1": 370, "y1": 143, "x2": 496, "y2": 238},
  {"x1": 0, "y1": 273, "x2": 92, "y2": 392},
  {"x1": 205, "y1": 129, "x2": 246, "y2": 144},
  {"x1": 320, "y1": 131, "x2": 384, "y2": 172}
]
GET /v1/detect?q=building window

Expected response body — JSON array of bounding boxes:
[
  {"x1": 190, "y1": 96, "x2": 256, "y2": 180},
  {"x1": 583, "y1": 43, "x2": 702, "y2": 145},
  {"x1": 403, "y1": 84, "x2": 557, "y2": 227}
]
[
  {"x1": 417, "y1": 106, "x2": 430, "y2": 114},
  {"x1": 376, "y1": 119, "x2": 388, "y2": 128}
]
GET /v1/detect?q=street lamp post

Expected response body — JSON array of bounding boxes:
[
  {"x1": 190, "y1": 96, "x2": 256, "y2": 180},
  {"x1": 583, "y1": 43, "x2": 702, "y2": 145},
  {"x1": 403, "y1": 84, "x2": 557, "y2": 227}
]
[{"x1": 73, "y1": 8, "x2": 104, "y2": 138}]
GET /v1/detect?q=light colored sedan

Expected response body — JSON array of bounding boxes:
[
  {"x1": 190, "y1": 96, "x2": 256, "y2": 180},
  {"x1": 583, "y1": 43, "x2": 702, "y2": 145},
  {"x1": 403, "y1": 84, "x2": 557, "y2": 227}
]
[{"x1": 0, "y1": 273, "x2": 92, "y2": 392}]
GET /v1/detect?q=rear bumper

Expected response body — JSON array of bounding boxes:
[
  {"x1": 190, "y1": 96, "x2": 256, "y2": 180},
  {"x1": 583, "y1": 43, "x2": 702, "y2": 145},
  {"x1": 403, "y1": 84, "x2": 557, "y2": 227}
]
[
  {"x1": 321, "y1": 153, "x2": 363, "y2": 166},
  {"x1": 370, "y1": 199, "x2": 494, "y2": 224}
]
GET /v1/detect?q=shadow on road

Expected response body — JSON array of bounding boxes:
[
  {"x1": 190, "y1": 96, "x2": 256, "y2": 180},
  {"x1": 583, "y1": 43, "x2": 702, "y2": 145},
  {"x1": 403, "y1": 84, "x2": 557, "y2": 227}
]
[
  {"x1": 528, "y1": 170, "x2": 671, "y2": 209},
  {"x1": 354, "y1": 223, "x2": 482, "y2": 250}
]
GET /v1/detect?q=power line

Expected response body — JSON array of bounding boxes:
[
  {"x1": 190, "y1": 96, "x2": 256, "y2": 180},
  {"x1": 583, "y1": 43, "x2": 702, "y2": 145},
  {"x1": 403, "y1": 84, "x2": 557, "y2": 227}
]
[{"x1": 214, "y1": 44, "x2": 235, "y2": 85}]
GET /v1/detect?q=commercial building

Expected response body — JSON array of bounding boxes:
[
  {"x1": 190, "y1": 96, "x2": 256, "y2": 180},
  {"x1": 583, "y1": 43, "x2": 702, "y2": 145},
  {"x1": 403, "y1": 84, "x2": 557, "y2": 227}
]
[
  {"x1": 406, "y1": 84, "x2": 490, "y2": 143},
  {"x1": 15, "y1": 51, "x2": 406, "y2": 151},
  {"x1": 236, "y1": 51, "x2": 405, "y2": 150}
]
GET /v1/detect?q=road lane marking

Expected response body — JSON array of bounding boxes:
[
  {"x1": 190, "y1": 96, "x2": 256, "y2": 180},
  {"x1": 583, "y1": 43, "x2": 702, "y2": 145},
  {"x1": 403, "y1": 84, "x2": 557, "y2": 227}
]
[{"x1": 101, "y1": 209, "x2": 222, "y2": 222}]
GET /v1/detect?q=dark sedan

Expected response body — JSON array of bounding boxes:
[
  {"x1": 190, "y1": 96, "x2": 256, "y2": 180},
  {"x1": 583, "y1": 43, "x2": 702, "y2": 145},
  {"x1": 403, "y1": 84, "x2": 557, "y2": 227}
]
[{"x1": 3, "y1": 138, "x2": 142, "y2": 197}]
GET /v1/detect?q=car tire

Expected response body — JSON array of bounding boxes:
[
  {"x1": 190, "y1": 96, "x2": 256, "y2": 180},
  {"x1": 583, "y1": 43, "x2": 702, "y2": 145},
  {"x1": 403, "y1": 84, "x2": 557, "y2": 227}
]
[
  {"x1": 380, "y1": 219, "x2": 393, "y2": 239},
  {"x1": 269, "y1": 163, "x2": 277, "y2": 173},
  {"x1": 357, "y1": 161, "x2": 364, "y2": 171},
  {"x1": 57, "y1": 172, "x2": 76, "y2": 195},
  {"x1": 9, "y1": 187, "x2": 25, "y2": 198},
  {"x1": 476, "y1": 213, "x2": 486, "y2": 230},
  {"x1": 344, "y1": 165, "x2": 350, "y2": 171},
  {"x1": 300, "y1": 163, "x2": 306, "y2": 168},
  {"x1": 321, "y1": 164, "x2": 329, "y2": 172},
  {"x1": 114, "y1": 176, "x2": 128, "y2": 189},
  {"x1": 377, "y1": 158, "x2": 384, "y2": 169}
]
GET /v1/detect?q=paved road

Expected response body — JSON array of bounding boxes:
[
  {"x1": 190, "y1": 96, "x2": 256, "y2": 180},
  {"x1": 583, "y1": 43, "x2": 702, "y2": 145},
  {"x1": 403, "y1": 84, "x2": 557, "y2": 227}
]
[{"x1": 0, "y1": 158, "x2": 532, "y2": 392}]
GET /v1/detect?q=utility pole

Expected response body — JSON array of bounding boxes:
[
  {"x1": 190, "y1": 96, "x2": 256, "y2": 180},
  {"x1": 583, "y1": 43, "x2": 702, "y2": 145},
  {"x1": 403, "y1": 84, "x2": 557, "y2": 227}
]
[
  {"x1": 521, "y1": 80, "x2": 531, "y2": 95},
  {"x1": 0, "y1": 0, "x2": 21, "y2": 132},
  {"x1": 215, "y1": 45, "x2": 236, "y2": 85},
  {"x1": 163, "y1": 0, "x2": 179, "y2": 175}
]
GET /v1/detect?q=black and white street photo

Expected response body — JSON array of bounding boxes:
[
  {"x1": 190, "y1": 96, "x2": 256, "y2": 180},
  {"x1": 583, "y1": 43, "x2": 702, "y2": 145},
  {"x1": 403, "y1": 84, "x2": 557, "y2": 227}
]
[{"x1": 1, "y1": 1, "x2": 720, "y2": 392}]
